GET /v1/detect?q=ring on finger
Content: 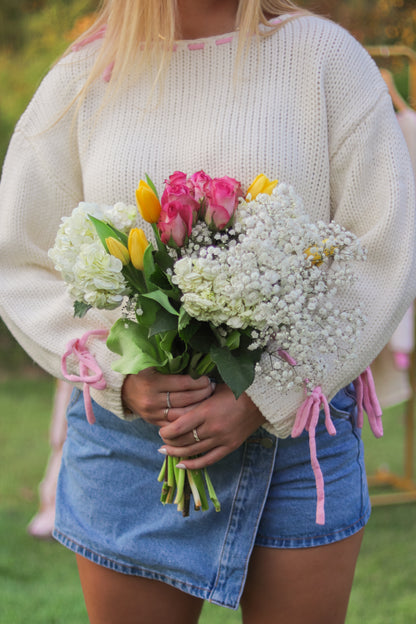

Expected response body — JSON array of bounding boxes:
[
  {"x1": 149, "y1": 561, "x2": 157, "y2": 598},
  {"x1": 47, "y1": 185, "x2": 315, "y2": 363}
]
[
  {"x1": 166, "y1": 391, "x2": 172, "y2": 409},
  {"x1": 164, "y1": 407, "x2": 170, "y2": 418},
  {"x1": 193, "y1": 427, "x2": 201, "y2": 443}
]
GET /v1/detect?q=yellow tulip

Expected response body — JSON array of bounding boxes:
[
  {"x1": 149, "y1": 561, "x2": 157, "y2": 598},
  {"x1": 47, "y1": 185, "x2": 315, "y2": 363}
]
[
  {"x1": 135, "y1": 180, "x2": 161, "y2": 223},
  {"x1": 128, "y1": 228, "x2": 149, "y2": 270},
  {"x1": 105, "y1": 237, "x2": 130, "y2": 265},
  {"x1": 246, "y1": 174, "x2": 278, "y2": 200}
]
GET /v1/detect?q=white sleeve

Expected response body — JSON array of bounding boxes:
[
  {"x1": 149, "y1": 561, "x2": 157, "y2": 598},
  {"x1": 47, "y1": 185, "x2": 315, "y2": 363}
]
[
  {"x1": 246, "y1": 92, "x2": 416, "y2": 438},
  {"x1": 0, "y1": 64, "x2": 130, "y2": 420}
]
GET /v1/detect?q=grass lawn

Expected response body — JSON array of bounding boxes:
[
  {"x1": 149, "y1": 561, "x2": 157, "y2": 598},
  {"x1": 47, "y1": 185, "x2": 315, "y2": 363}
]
[{"x1": 1, "y1": 372, "x2": 416, "y2": 623}]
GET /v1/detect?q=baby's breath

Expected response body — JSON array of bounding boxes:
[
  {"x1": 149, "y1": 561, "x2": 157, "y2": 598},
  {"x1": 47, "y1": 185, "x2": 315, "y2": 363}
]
[{"x1": 172, "y1": 183, "x2": 366, "y2": 393}]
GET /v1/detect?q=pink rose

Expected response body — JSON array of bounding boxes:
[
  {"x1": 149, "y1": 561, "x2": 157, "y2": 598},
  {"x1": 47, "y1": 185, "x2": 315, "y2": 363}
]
[
  {"x1": 158, "y1": 200, "x2": 194, "y2": 247},
  {"x1": 205, "y1": 176, "x2": 243, "y2": 230},
  {"x1": 161, "y1": 171, "x2": 199, "y2": 225},
  {"x1": 188, "y1": 170, "x2": 212, "y2": 203},
  {"x1": 164, "y1": 171, "x2": 188, "y2": 187}
]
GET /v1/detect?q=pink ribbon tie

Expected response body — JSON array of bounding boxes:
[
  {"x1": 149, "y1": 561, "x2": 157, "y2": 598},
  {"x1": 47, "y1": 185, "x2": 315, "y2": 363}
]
[
  {"x1": 61, "y1": 329, "x2": 109, "y2": 425},
  {"x1": 353, "y1": 366, "x2": 383, "y2": 438},
  {"x1": 291, "y1": 387, "x2": 336, "y2": 525}
]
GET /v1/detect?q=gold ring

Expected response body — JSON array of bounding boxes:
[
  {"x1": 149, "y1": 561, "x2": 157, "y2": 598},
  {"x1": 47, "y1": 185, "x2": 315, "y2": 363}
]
[
  {"x1": 164, "y1": 407, "x2": 170, "y2": 418},
  {"x1": 193, "y1": 428, "x2": 201, "y2": 443}
]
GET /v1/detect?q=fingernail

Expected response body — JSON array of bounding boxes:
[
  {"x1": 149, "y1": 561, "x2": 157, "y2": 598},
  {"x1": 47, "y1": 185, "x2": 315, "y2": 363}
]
[
  {"x1": 176, "y1": 463, "x2": 186, "y2": 469},
  {"x1": 158, "y1": 447, "x2": 167, "y2": 455},
  {"x1": 211, "y1": 381, "x2": 216, "y2": 391}
]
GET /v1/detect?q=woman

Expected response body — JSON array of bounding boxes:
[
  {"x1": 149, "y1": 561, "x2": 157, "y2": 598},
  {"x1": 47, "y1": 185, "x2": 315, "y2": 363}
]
[{"x1": 1, "y1": 1, "x2": 415, "y2": 622}]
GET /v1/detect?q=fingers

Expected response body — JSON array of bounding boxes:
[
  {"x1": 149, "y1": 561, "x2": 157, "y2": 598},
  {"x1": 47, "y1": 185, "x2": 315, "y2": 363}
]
[
  {"x1": 159, "y1": 445, "x2": 232, "y2": 469},
  {"x1": 167, "y1": 383, "x2": 215, "y2": 410},
  {"x1": 156, "y1": 371, "x2": 213, "y2": 394},
  {"x1": 158, "y1": 385, "x2": 266, "y2": 467},
  {"x1": 121, "y1": 368, "x2": 214, "y2": 426}
]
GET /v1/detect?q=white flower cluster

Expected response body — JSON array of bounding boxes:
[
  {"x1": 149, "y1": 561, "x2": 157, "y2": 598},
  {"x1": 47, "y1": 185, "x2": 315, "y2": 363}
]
[
  {"x1": 172, "y1": 183, "x2": 366, "y2": 393},
  {"x1": 49, "y1": 202, "x2": 137, "y2": 309}
]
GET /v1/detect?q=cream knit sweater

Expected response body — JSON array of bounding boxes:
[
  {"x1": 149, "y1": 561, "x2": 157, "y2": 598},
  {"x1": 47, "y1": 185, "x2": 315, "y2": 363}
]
[{"x1": 1, "y1": 15, "x2": 415, "y2": 437}]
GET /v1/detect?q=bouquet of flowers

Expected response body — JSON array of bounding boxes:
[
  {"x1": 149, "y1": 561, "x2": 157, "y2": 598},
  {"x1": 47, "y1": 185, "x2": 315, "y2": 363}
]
[{"x1": 49, "y1": 171, "x2": 366, "y2": 516}]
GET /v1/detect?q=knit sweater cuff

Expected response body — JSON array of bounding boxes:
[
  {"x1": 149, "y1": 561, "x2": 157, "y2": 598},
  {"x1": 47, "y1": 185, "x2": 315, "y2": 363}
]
[
  {"x1": 245, "y1": 377, "x2": 305, "y2": 439},
  {"x1": 89, "y1": 376, "x2": 139, "y2": 422},
  {"x1": 84, "y1": 338, "x2": 140, "y2": 422}
]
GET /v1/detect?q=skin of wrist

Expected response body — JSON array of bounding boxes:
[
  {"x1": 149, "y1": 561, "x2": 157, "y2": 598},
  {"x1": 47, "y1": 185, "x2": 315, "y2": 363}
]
[
  {"x1": 241, "y1": 392, "x2": 266, "y2": 426},
  {"x1": 121, "y1": 374, "x2": 134, "y2": 414}
]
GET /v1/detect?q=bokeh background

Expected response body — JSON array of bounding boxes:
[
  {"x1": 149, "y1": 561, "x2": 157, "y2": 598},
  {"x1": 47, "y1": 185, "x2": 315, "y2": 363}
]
[{"x1": 1, "y1": 1, "x2": 416, "y2": 623}]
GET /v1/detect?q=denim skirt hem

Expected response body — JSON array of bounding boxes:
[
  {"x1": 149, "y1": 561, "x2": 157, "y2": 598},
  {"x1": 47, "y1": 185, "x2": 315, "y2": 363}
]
[
  {"x1": 254, "y1": 503, "x2": 371, "y2": 549},
  {"x1": 53, "y1": 528, "x2": 219, "y2": 605},
  {"x1": 54, "y1": 385, "x2": 371, "y2": 609}
]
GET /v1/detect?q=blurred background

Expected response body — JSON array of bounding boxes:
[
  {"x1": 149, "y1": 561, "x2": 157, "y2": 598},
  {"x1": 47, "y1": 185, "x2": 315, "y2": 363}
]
[{"x1": 1, "y1": 1, "x2": 416, "y2": 622}]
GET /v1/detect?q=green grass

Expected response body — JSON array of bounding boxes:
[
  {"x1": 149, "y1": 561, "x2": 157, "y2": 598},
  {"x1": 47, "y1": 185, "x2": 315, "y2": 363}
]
[{"x1": 1, "y1": 373, "x2": 416, "y2": 623}]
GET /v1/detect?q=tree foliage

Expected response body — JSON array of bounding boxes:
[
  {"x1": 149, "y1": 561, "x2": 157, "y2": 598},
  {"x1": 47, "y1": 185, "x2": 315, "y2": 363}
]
[{"x1": 301, "y1": 0, "x2": 416, "y2": 48}]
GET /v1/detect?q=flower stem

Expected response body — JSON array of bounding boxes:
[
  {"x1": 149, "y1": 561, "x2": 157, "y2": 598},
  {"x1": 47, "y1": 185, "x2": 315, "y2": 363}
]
[
  {"x1": 204, "y1": 468, "x2": 221, "y2": 512},
  {"x1": 187, "y1": 469, "x2": 202, "y2": 511},
  {"x1": 174, "y1": 458, "x2": 185, "y2": 505},
  {"x1": 189, "y1": 469, "x2": 209, "y2": 511},
  {"x1": 157, "y1": 455, "x2": 220, "y2": 515}
]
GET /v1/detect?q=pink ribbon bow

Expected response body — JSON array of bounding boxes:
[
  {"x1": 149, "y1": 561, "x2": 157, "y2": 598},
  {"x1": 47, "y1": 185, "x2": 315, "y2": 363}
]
[
  {"x1": 353, "y1": 366, "x2": 383, "y2": 438},
  {"x1": 291, "y1": 387, "x2": 337, "y2": 526},
  {"x1": 61, "y1": 329, "x2": 109, "y2": 425}
]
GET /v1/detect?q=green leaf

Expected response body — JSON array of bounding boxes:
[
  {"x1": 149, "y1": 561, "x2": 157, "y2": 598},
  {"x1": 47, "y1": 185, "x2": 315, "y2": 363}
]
[
  {"x1": 154, "y1": 248, "x2": 174, "y2": 271},
  {"x1": 148, "y1": 308, "x2": 179, "y2": 337},
  {"x1": 137, "y1": 295, "x2": 159, "y2": 327},
  {"x1": 158, "y1": 330, "x2": 178, "y2": 355},
  {"x1": 167, "y1": 353, "x2": 190, "y2": 374},
  {"x1": 178, "y1": 308, "x2": 191, "y2": 331},
  {"x1": 178, "y1": 315, "x2": 200, "y2": 344},
  {"x1": 147, "y1": 263, "x2": 179, "y2": 299},
  {"x1": 107, "y1": 318, "x2": 167, "y2": 374},
  {"x1": 226, "y1": 329, "x2": 241, "y2": 350},
  {"x1": 188, "y1": 323, "x2": 219, "y2": 353},
  {"x1": 122, "y1": 264, "x2": 147, "y2": 294},
  {"x1": 142, "y1": 290, "x2": 179, "y2": 316},
  {"x1": 73, "y1": 301, "x2": 92, "y2": 318},
  {"x1": 209, "y1": 345, "x2": 261, "y2": 399},
  {"x1": 145, "y1": 173, "x2": 159, "y2": 198},
  {"x1": 155, "y1": 331, "x2": 190, "y2": 373},
  {"x1": 192, "y1": 353, "x2": 216, "y2": 377},
  {"x1": 151, "y1": 222, "x2": 166, "y2": 254},
  {"x1": 143, "y1": 244, "x2": 156, "y2": 289},
  {"x1": 88, "y1": 215, "x2": 128, "y2": 250}
]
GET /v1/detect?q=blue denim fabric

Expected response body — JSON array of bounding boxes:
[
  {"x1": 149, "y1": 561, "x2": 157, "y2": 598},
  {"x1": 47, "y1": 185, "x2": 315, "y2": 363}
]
[
  {"x1": 53, "y1": 384, "x2": 370, "y2": 610},
  {"x1": 255, "y1": 383, "x2": 370, "y2": 549}
]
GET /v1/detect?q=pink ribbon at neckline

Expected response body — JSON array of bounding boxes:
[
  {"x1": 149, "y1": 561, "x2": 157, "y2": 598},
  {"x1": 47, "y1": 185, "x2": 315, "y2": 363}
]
[
  {"x1": 61, "y1": 329, "x2": 109, "y2": 425},
  {"x1": 71, "y1": 25, "x2": 107, "y2": 51}
]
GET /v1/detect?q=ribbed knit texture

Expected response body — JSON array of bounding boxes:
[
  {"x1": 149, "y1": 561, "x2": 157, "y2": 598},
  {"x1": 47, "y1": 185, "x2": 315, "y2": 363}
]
[{"x1": 1, "y1": 15, "x2": 415, "y2": 436}]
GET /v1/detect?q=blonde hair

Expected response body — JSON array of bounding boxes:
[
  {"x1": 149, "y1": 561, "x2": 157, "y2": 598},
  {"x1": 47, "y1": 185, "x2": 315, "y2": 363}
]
[{"x1": 69, "y1": 0, "x2": 306, "y2": 99}]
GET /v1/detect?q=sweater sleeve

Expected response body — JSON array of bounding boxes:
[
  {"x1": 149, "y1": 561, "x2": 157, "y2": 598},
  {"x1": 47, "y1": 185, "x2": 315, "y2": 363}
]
[
  {"x1": 0, "y1": 54, "x2": 132, "y2": 420},
  {"x1": 246, "y1": 54, "x2": 416, "y2": 438}
]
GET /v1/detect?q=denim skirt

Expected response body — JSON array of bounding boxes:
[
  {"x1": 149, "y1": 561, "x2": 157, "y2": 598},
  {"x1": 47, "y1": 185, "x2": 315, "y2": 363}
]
[{"x1": 53, "y1": 384, "x2": 370, "y2": 610}]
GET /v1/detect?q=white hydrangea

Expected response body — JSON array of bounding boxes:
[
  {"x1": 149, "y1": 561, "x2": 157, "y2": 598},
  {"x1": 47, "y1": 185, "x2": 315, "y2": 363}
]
[
  {"x1": 172, "y1": 183, "x2": 367, "y2": 393},
  {"x1": 49, "y1": 201, "x2": 137, "y2": 310}
]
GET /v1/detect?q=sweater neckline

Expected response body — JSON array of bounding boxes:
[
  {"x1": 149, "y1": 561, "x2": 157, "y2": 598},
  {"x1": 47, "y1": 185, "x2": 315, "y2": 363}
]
[
  {"x1": 174, "y1": 15, "x2": 289, "y2": 50},
  {"x1": 73, "y1": 15, "x2": 293, "y2": 56}
]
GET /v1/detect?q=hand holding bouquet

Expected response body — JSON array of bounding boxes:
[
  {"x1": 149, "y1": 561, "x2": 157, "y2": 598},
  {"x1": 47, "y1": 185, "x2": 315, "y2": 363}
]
[{"x1": 49, "y1": 171, "x2": 366, "y2": 516}]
